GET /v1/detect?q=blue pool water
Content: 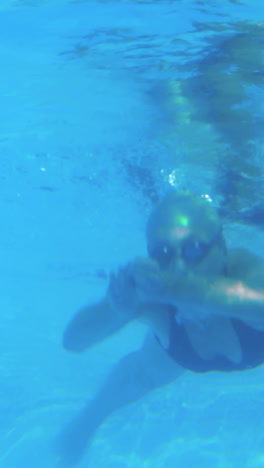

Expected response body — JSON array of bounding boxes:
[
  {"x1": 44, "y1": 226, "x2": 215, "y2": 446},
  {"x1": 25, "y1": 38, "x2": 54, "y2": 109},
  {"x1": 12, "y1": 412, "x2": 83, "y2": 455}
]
[{"x1": 1, "y1": 1, "x2": 264, "y2": 467}]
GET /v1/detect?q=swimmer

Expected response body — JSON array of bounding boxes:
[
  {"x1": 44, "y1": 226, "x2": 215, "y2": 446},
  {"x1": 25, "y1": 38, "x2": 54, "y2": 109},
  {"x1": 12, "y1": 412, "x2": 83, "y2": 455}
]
[{"x1": 57, "y1": 192, "x2": 264, "y2": 466}]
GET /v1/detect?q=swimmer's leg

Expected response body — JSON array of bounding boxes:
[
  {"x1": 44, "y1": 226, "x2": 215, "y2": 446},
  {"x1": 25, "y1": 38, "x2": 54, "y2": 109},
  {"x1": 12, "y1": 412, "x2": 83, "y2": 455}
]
[{"x1": 56, "y1": 333, "x2": 183, "y2": 467}]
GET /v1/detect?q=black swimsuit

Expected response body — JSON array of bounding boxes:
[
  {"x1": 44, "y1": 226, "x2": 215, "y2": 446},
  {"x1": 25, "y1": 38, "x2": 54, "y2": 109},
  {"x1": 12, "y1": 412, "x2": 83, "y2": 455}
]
[{"x1": 164, "y1": 311, "x2": 264, "y2": 373}]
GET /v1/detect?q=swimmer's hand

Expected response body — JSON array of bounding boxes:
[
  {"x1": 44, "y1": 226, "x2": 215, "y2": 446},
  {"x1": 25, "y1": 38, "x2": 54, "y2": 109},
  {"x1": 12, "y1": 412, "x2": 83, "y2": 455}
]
[
  {"x1": 128, "y1": 257, "x2": 179, "y2": 303},
  {"x1": 129, "y1": 257, "x2": 204, "y2": 306},
  {"x1": 107, "y1": 265, "x2": 140, "y2": 319}
]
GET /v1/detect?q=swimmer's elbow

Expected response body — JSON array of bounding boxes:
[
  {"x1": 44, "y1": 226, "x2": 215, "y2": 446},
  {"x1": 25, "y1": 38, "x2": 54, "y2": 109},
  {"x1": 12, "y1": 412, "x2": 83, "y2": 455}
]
[
  {"x1": 62, "y1": 302, "x2": 104, "y2": 353},
  {"x1": 62, "y1": 328, "x2": 88, "y2": 353},
  {"x1": 61, "y1": 298, "x2": 128, "y2": 353}
]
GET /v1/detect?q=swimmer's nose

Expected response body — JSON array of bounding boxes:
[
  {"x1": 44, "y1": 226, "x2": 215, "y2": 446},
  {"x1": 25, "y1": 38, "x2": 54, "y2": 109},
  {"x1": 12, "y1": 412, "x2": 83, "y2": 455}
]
[{"x1": 170, "y1": 257, "x2": 187, "y2": 273}]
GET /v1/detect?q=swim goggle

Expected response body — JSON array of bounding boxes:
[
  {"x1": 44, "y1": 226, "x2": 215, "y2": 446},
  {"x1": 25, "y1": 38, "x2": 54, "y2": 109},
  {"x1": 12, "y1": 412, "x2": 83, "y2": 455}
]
[{"x1": 149, "y1": 230, "x2": 223, "y2": 268}]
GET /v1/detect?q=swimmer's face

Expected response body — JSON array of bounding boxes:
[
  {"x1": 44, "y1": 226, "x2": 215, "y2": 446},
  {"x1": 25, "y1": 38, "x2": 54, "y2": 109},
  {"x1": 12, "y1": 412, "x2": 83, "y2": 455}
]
[{"x1": 147, "y1": 194, "x2": 227, "y2": 277}]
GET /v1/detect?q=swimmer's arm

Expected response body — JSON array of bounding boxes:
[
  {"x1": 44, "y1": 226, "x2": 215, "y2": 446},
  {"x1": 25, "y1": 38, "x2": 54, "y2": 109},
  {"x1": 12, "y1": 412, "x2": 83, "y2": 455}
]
[
  {"x1": 63, "y1": 264, "x2": 152, "y2": 353},
  {"x1": 63, "y1": 296, "x2": 163, "y2": 353},
  {"x1": 63, "y1": 298, "x2": 132, "y2": 353},
  {"x1": 158, "y1": 274, "x2": 264, "y2": 323},
  {"x1": 130, "y1": 257, "x2": 264, "y2": 323},
  {"x1": 181, "y1": 250, "x2": 264, "y2": 322},
  {"x1": 202, "y1": 276, "x2": 264, "y2": 322}
]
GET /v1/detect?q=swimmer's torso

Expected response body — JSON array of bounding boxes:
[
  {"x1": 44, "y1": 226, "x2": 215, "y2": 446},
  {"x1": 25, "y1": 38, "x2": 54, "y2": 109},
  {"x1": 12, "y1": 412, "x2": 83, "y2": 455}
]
[{"x1": 164, "y1": 310, "x2": 264, "y2": 373}]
